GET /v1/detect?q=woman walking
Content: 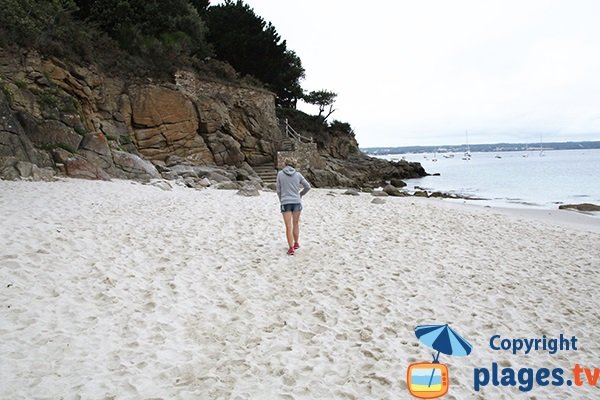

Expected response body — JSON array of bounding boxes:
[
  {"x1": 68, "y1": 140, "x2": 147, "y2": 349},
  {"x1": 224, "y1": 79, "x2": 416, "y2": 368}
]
[{"x1": 276, "y1": 160, "x2": 311, "y2": 255}]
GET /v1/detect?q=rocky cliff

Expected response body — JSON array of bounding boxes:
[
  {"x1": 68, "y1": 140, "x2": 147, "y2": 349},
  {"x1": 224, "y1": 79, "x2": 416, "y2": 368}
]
[{"x1": 0, "y1": 47, "x2": 425, "y2": 188}]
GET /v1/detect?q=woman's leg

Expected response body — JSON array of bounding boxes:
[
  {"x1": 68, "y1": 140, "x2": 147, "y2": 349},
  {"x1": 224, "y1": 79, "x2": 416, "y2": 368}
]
[
  {"x1": 282, "y1": 212, "x2": 294, "y2": 249},
  {"x1": 292, "y1": 211, "x2": 301, "y2": 245}
]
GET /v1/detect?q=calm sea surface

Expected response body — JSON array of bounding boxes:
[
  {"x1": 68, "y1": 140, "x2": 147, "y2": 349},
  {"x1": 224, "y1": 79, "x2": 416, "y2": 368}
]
[{"x1": 379, "y1": 149, "x2": 600, "y2": 209}]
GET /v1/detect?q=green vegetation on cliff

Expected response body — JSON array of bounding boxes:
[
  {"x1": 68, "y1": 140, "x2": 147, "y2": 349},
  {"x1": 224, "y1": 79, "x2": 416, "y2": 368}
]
[
  {"x1": 77, "y1": 0, "x2": 211, "y2": 67},
  {"x1": 1, "y1": 0, "x2": 305, "y2": 105},
  {"x1": 1, "y1": 0, "x2": 355, "y2": 145},
  {"x1": 206, "y1": 0, "x2": 305, "y2": 107}
]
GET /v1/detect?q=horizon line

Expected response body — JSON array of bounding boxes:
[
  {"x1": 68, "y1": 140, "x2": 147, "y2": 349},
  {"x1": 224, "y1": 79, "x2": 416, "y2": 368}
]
[{"x1": 361, "y1": 139, "x2": 600, "y2": 149}]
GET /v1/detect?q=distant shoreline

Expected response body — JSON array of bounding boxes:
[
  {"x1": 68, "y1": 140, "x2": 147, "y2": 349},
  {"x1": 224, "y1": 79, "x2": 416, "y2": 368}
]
[{"x1": 362, "y1": 140, "x2": 600, "y2": 155}]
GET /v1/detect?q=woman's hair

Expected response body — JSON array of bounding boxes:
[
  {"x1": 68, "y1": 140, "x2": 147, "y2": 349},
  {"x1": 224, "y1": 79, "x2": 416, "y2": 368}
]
[{"x1": 284, "y1": 159, "x2": 296, "y2": 168}]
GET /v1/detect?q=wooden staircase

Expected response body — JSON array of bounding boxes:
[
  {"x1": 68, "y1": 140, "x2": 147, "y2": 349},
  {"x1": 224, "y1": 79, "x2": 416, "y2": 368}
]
[
  {"x1": 253, "y1": 163, "x2": 278, "y2": 185},
  {"x1": 251, "y1": 120, "x2": 308, "y2": 186}
]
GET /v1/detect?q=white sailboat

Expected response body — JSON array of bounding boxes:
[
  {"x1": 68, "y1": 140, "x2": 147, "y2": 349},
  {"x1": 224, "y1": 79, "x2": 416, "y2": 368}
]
[
  {"x1": 539, "y1": 136, "x2": 545, "y2": 157},
  {"x1": 462, "y1": 130, "x2": 471, "y2": 160}
]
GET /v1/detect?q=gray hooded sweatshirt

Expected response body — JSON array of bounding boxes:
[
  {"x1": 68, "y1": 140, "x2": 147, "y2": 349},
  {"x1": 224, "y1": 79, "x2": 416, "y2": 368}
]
[{"x1": 276, "y1": 166, "x2": 311, "y2": 205}]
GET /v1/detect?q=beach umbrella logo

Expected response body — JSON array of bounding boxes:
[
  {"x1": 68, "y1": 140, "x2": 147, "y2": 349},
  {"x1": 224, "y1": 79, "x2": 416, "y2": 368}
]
[{"x1": 407, "y1": 324, "x2": 473, "y2": 399}]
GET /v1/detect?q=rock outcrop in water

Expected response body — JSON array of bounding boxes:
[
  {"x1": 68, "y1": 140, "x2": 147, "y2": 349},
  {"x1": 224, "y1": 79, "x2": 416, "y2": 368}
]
[
  {"x1": 558, "y1": 203, "x2": 600, "y2": 212},
  {"x1": 0, "y1": 47, "x2": 426, "y2": 187}
]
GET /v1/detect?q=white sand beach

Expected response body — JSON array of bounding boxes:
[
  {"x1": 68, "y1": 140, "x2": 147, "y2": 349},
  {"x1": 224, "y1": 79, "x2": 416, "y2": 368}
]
[{"x1": 1, "y1": 179, "x2": 599, "y2": 399}]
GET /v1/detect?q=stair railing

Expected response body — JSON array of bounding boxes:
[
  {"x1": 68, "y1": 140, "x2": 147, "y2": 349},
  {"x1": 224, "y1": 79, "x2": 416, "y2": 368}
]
[{"x1": 281, "y1": 118, "x2": 313, "y2": 143}]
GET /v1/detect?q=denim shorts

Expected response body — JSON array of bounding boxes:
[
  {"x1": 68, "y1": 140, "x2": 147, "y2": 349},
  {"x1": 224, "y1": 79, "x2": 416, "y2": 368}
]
[{"x1": 280, "y1": 203, "x2": 302, "y2": 213}]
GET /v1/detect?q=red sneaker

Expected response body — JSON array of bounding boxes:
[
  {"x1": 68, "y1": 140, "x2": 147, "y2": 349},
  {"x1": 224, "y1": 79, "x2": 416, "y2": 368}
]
[
  {"x1": 287, "y1": 247, "x2": 295, "y2": 255},
  {"x1": 293, "y1": 242, "x2": 300, "y2": 250}
]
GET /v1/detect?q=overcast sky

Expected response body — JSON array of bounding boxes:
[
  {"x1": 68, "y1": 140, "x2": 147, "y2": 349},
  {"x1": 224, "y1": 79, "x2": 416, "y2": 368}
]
[{"x1": 212, "y1": 0, "x2": 600, "y2": 147}]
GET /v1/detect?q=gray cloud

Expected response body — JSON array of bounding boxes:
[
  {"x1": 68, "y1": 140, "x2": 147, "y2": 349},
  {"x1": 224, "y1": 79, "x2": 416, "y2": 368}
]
[{"x1": 219, "y1": 0, "x2": 600, "y2": 146}]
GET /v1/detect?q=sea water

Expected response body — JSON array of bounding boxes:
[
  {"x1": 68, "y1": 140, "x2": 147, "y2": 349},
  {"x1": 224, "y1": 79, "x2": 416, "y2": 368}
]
[{"x1": 381, "y1": 149, "x2": 600, "y2": 209}]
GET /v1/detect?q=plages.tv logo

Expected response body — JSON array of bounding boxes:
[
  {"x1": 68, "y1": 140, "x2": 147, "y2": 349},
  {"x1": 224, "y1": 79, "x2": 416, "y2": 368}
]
[{"x1": 407, "y1": 324, "x2": 473, "y2": 399}]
